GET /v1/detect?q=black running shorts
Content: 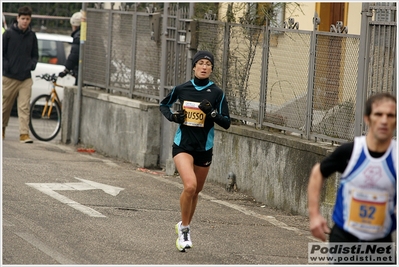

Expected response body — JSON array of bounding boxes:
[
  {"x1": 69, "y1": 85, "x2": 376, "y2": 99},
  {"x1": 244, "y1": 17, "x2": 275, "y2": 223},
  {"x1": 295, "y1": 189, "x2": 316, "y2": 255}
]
[
  {"x1": 172, "y1": 145, "x2": 213, "y2": 167},
  {"x1": 330, "y1": 224, "x2": 393, "y2": 242}
]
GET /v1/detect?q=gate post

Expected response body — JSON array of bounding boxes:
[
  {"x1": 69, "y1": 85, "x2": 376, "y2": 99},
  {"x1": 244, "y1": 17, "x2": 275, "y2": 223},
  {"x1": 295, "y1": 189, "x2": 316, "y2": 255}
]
[
  {"x1": 159, "y1": 3, "x2": 171, "y2": 170},
  {"x1": 305, "y1": 12, "x2": 319, "y2": 140},
  {"x1": 258, "y1": 18, "x2": 270, "y2": 129},
  {"x1": 355, "y1": 3, "x2": 372, "y2": 137},
  {"x1": 185, "y1": 3, "x2": 196, "y2": 81}
]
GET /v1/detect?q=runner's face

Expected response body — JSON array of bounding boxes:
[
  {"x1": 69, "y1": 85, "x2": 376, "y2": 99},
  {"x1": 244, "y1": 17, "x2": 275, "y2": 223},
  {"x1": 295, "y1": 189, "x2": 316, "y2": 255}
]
[
  {"x1": 17, "y1": 15, "x2": 31, "y2": 31},
  {"x1": 364, "y1": 98, "x2": 396, "y2": 142},
  {"x1": 193, "y1": 59, "x2": 212, "y2": 79}
]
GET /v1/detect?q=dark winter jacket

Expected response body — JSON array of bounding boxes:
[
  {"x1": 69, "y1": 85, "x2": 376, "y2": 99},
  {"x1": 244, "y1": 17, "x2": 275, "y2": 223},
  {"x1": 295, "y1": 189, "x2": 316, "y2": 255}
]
[
  {"x1": 64, "y1": 27, "x2": 80, "y2": 77},
  {"x1": 2, "y1": 21, "x2": 38, "y2": 81}
]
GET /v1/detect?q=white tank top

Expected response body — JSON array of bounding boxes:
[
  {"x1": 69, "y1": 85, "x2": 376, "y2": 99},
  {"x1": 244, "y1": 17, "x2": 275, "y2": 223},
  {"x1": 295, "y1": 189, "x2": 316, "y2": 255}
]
[{"x1": 332, "y1": 136, "x2": 397, "y2": 240}]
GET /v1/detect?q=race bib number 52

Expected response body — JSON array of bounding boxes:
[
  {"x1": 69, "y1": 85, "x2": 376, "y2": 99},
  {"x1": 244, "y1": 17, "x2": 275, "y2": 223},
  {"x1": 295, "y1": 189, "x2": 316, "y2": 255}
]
[{"x1": 347, "y1": 189, "x2": 388, "y2": 233}]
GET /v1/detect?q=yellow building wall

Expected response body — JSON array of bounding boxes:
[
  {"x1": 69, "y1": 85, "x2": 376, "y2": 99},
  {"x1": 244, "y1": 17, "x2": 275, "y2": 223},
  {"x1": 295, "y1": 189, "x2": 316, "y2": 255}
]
[
  {"x1": 346, "y1": 2, "x2": 362, "y2": 34},
  {"x1": 286, "y1": 2, "x2": 316, "y2": 31},
  {"x1": 218, "y1": 2, "x2": 247, "y2": 22}
]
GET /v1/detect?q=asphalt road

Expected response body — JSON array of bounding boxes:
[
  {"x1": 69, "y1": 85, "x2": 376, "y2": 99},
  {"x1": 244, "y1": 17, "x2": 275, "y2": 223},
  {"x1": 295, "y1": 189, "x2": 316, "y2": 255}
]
[{"x1": 3, "y1": 116, "x2": 319, "y2": 265}]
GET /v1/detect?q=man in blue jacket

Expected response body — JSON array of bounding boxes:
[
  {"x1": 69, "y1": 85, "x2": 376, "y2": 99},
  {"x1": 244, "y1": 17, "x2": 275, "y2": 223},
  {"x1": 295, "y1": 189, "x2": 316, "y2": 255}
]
[
  {"x1": 2, "y1": 6, "x2": 38, "y2": 143},
  {"x1": 59, "y1": 11, "x2": 81, "y2": 85}
]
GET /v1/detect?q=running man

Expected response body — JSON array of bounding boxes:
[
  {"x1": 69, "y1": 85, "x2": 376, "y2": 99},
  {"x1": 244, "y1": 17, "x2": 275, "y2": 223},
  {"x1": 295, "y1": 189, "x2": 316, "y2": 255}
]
[{"x1": 308, "y1": 92, "x2": 396, "y2": 245}]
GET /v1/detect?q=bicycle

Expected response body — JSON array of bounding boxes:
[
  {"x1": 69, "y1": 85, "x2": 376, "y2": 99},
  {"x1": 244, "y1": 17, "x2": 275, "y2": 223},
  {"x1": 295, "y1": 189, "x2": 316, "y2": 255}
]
[{"x1": 29, "y1": 73, "x2": 63, "y2": 141}]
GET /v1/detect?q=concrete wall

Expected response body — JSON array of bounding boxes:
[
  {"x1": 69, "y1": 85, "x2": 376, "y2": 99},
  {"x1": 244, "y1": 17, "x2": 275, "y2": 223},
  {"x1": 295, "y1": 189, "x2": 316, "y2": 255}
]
[
  {"x1": 62, "y1": 86, "x2": 338, "y2": 221},
  {"x1": 62, "y1": 87, "x2": 160, "y2": 168},
  {"x1": 209, "y1": 124, "x2": 338, "y2": 222}
]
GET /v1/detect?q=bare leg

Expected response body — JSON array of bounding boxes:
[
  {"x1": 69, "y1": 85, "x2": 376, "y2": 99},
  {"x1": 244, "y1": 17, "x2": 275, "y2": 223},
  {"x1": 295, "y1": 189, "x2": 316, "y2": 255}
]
[
  {"x1": 188, "y1": 164, "x2": 209, "y2": 223},
  {"x1": 174, "y1": 153, "x2": 210, "y2": 226}
]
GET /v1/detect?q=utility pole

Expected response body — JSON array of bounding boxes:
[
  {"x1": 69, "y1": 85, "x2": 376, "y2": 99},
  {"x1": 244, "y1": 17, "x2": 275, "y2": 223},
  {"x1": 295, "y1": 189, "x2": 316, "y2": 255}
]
[{"x1": 73, "y1": 3, "x2": 87, "y2": 145}]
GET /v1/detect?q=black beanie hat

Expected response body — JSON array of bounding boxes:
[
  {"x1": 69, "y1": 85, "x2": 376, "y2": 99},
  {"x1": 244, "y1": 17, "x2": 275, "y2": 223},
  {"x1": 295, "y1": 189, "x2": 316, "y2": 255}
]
[{"x1": 192, "y1": 51, "x2": 214, "y2": 70}]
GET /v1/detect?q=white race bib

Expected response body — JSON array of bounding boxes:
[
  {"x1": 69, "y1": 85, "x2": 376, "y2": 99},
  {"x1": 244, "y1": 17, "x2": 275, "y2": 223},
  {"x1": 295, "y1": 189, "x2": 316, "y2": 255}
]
[{"x1": 182, "y1": 101, "x2": 206, "y2": 127}]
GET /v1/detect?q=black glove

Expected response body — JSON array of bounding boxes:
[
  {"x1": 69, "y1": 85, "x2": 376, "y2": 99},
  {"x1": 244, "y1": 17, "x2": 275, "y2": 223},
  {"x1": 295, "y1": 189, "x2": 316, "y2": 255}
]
[
  {"x1": 171, "y1": 110, "x2": 185, "y2": 124},
  {"x1": 58, "y1": 70, "x2": 68, "y2": 78},
  {"x1": 198, "y1": 99, "x2": 213, "y2": 115}
]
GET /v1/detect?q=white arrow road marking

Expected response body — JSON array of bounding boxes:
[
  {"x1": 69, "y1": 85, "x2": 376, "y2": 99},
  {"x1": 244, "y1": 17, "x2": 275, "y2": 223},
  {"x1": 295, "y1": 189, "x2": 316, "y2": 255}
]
[
  {"x1": 74, "y1": 177, "x2": 124, "y2": 196},
  {"x1": 26, "y1": 177, "x2": 125, "y2": 218},
  {"x1": 26, "y1": 183, "x2": 106, "y2": 218}
]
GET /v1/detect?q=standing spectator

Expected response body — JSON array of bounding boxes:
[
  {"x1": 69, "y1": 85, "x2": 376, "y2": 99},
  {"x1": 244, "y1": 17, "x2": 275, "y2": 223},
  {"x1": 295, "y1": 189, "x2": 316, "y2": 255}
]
[
  {"x1": 2, "y1": 6, "x2": 38, "y2": 143},
  {"x1": 160, "y1": 51, "x2": 231, "y2": 252},
  {"x1": 308, "y1": 93, "x2": 396, "y2": 247},
  {"x1": 58, "y1": 11, "x2": 81, "y2": 85}
]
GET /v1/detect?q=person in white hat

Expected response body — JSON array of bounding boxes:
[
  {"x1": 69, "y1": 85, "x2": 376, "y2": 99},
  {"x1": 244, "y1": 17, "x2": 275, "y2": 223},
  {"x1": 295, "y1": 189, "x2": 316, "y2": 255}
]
[{"x1": 58, "y1": 11, "x2": 81, "y2": 85}]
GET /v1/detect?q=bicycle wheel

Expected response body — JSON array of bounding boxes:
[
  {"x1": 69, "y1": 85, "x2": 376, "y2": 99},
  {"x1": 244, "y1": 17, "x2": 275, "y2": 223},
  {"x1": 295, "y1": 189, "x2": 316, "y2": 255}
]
[{"x1": 29, "y1": 94, "x2": 61, "y2": 141}]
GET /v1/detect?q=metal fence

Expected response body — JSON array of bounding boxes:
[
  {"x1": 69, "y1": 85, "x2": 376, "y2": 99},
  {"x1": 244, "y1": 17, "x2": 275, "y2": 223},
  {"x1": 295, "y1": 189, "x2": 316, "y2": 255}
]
[
  {"x1": 84, "y1": 9, "x2": 162, "y2": 101},
  {"x1": 82, "y1": 2, "x2": 396, "y2": 145},
  {"x1": 355, "y1": 2, "x2": 397, "y2": 136}
]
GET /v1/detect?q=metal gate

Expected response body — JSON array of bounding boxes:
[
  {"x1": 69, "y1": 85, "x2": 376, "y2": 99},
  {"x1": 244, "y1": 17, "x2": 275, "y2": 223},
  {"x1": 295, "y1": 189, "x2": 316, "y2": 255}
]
[
  {"x1": 355, "y1": 2, "x2": 397, "y2": 136},
  {"x1": 158, "y1": 3, "x2": 195, "y2": 166}
]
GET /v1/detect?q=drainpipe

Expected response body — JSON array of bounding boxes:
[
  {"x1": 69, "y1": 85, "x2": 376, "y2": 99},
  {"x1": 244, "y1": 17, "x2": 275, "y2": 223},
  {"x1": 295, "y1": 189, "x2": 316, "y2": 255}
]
[{"x1": 272, "y1": 2, "x2": 285, "y2": 27}]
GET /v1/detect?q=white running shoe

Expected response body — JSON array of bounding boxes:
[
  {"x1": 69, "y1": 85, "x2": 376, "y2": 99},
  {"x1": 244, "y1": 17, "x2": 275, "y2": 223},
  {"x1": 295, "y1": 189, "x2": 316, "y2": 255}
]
[{"x1": 175, "y1": 221, "x2": 192, "y2": 252}]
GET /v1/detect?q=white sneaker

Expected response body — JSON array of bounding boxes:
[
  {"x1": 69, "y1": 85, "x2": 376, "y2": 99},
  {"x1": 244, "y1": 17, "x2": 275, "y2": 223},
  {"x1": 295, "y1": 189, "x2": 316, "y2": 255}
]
[{"x1": 175, "y1": 221, "x2": 192, "y2": 252}]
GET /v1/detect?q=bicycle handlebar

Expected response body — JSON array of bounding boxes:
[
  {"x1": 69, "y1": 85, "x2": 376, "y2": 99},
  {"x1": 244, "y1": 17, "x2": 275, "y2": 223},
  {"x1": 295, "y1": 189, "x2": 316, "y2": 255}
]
[{"x1": 35, "y1": 73, "x2": 58, "y2": 82}]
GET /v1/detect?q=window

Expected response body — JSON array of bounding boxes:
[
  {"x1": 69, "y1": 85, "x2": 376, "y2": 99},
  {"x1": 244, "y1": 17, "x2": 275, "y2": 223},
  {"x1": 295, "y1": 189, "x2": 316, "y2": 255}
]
[{"x1": 38, "y1": 40, "x2": 58, "y2": 64}]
